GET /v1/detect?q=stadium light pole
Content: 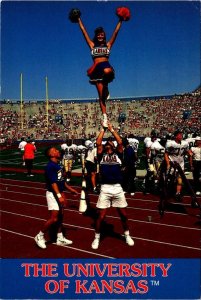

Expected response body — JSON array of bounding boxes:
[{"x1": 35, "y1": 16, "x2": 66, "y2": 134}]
[
  {"x1": 20, "y1": 73, "x2": 23, "y2": 130},
  {"x1": 45, "y1": 76, "x2": 49, "y2": 130}
]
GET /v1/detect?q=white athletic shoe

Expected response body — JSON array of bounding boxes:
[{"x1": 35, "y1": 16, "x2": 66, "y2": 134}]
[
  {"x1": 196, "y1": 191, "x2": 201, "y2": 196},
  {"x1": 56, "y1": 236, "x2": 73, "y2": 246},
  {"x1": 35, "y1": 234, "x2": 46, "y2": 249},
  {"x1": 91, "y1": 237, "x2": 100, "y2": 250},
  {"x1": 125, "y1": 232, "x2": 134, "y2": 246}
]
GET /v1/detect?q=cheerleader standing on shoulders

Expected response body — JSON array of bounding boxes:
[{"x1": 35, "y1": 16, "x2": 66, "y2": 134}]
[{"x1": 69, "y1": 7, "x2": 131, "y2": 128}]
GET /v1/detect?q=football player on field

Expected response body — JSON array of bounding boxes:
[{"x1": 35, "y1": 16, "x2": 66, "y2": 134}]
[
  {"x1": 164, "y1": 129, "x2": 192, "y2": 202},
  {"x1": 60, "y1": 139, "x2": 77, "y2": 182}
]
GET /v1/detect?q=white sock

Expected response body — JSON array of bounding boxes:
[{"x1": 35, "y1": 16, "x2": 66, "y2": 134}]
[
  {"x1": 103, "y1": 113, "x2": 107, "y2": 120},
  {"x1": 124, "y1": 230, "x2": 130, "y2": 236},
  {"x1": 95, "y1": 233, "x2": 100, "y2": 239},
  {"x1": 39, "y1": 231, "x2": 44, "y2": 236},
  {"x1": 57, "y1": 232, "x2": 63, "y2": 238}
]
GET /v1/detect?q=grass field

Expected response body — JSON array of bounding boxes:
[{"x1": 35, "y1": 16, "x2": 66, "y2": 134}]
[
  {"x1": 0, "y1": 141, "x2": 146, "y2": 169},
  {"x1": 0, "y1": 141, "x2": 191, "y2": 194},
  {"x1": 0, "y1": 142, "x2": 147, "y2": 190}
]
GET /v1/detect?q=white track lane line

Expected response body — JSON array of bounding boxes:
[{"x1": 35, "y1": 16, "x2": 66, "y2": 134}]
[
  {"x1": 1, "y1": 180, "x2": 198, "y2": 200},
  {"x1": 0, "y1": 228, "x2": 115, "y2": 259},
  {"x1": 1, "y1": 210, "x2": 200, "y2": 251},
  {"x1": 1, "y1": 182, "x2": 198, "y2": 209},
  {"x1": 0, "y1": 196, "x2": 200, "y2": 229},
  {"x1": 1, "y1": 179, "x2": 198, "y2": 201},
  {"x1": 0, "y1": 188, "x2": 198, "y2": 218}
]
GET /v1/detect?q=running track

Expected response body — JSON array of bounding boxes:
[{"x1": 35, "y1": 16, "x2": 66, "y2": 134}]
[{"x1": 0, "y1": 178, "x2": 200, "y2": 259}]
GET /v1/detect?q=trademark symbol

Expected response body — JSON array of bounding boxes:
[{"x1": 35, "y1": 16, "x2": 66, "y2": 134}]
[{"x1": 150, "y1": 280, "x2": 160, "y2": 286}]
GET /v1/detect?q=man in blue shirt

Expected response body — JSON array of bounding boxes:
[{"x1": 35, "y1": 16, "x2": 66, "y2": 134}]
[
  {"x1": 91, "y1": 122, "x2": 134, "y2": 249},
  {"x1": 35, "y1": 147, "x2": 79, "y2": 249}
]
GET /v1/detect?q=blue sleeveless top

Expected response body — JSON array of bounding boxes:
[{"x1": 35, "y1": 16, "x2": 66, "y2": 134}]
[{"x1": 98, "y1": 151, "x2": 123, "y2": 184}]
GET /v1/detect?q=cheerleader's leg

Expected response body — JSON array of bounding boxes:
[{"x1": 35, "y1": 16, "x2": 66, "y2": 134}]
[{"x1": 95, "y1": 82, "x2": 108, "y2": 127}]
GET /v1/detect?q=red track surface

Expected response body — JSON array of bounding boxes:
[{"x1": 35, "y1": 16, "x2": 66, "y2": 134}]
[
  {"x1": 0, "y1": 167, "x2": 80, "y2": 177},
  {"x1": 0, "y1": 178, "x2": 200, "y2": 259}
]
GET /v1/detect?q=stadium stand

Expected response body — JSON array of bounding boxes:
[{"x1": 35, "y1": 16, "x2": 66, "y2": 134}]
[{"x1": 0, "y1": 88, "x2": 200, "y2": 144}]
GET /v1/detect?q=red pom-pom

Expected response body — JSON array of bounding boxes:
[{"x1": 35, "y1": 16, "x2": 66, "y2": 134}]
[{"x1": 116, "y1": 7, "x2": 131, "y2": 21}]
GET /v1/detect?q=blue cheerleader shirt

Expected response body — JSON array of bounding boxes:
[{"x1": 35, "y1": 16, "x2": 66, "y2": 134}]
[{"x1": 45, "y1": 161, "x2": 65, "y2": 192}]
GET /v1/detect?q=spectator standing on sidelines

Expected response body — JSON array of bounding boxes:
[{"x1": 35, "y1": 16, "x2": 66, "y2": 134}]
[
  {"x1": 35, "y1": 147, "x2": 79, "y2": 249},
  {"x1": 24, "y1": 139, "x2": 36, "y2": 176},
  {"x1": 91, "y1": 122, "x2": 134, "y2": 250},
  {"x1": 18, "y1": 137, "x2": 27, "y2": 166}
]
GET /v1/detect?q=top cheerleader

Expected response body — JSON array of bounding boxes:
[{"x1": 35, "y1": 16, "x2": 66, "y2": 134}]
[{"x1": 69, "y1": 7, "x2": 131, "y2": 128}]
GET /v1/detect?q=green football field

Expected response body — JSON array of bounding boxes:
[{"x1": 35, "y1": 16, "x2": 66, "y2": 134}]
[
  {"x1": 0, "y1": 145, "x2": 80, "y2": 184},
  {"x1": 0, "y1": 142, "x2": 146, "y2": 187},
  {"x1": 0, "y1": 142, "x2": 193, "y2": 195},
  {"x1": 0, "y1": 141, "x2": 146, "y2": 169}
]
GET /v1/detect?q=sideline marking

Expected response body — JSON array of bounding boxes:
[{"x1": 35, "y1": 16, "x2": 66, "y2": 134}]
[
  {"x1": 1, "y1": 209, "x2": 200, "y2": 251},
  {"x1": 0, "y1": 228, "x2": 115, "y2": 259},
  {"x1": 0, "y1": 196, "x2": 200, "y2": 230}
]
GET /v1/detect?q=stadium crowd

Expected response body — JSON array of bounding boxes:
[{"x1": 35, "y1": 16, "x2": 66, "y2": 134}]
[
  {"x1": 1, "y1": 89, "x2": 201, "y2": 223},
  {"x1": 0, "y1": 89, "x2": 200, "y2": 144}
]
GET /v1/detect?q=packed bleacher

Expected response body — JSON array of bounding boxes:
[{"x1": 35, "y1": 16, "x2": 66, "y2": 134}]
[{"x1": 0, "y1": 88, "x2": 200, "y2": 143}]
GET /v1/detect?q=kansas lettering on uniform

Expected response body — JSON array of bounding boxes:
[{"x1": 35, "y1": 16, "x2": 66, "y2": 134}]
[
  {"x1": 99, "y1": 152, "x2": 123, "y2": 184},
  {"x1": 101, "y1": 153, "x2": 121, "y2": 164},
  {"x1": 91, "y1": 47, "x2": 110, "y2": 58}
]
